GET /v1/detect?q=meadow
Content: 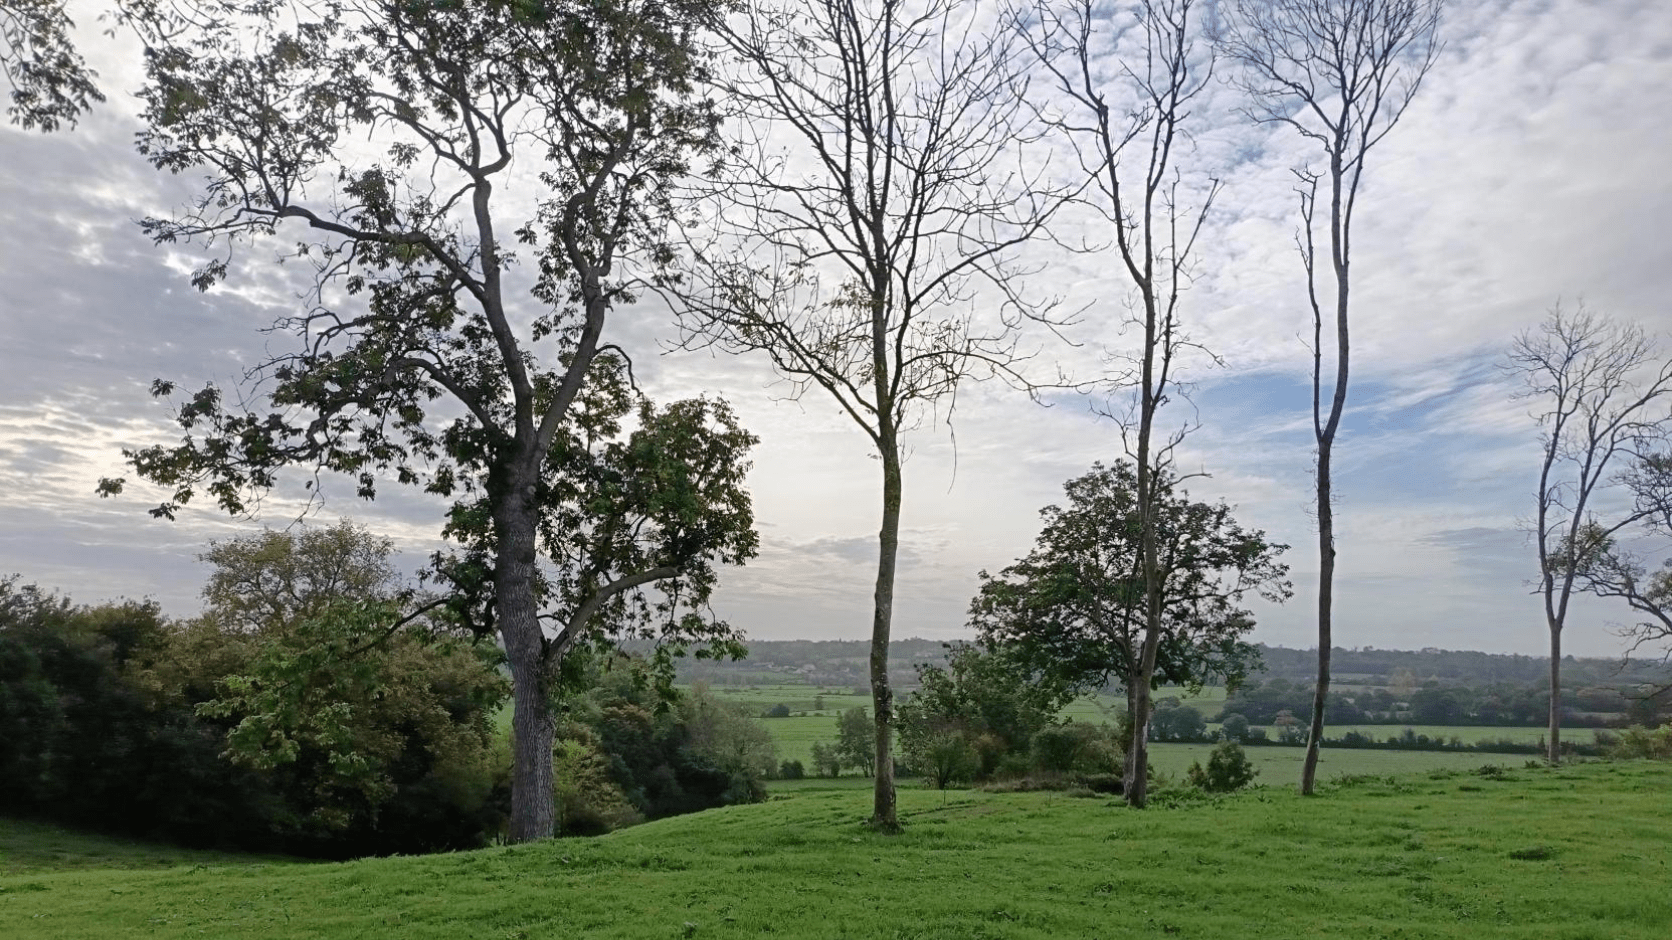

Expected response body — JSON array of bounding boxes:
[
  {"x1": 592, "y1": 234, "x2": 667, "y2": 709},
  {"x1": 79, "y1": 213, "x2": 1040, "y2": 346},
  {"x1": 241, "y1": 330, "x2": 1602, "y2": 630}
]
[{"x1": 4, "y1": 761, "x2": 1669, "y2": 938}]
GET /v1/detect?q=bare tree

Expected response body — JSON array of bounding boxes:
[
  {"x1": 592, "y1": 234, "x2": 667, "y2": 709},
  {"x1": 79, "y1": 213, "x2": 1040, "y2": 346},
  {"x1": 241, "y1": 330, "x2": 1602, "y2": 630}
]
[
  {"x1": 672, "y1": 0, "x2": 1066, "y2": 831},
  {"x1": 1217, "y1": 0, "x2": 1442, "y2": 794},
  {"x1": 1506, "y1": 304, "x2": 1672, "y2": 761},
  {"x1": 1016, "y1": 0, "x2": 1218, "y2": 807}
]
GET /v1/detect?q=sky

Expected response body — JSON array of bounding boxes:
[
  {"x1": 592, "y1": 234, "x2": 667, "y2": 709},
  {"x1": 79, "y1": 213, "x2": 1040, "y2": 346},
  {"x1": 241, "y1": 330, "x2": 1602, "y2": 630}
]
[{"x1": 1, "y1": 0, "x2": 1669, "y2": 659}]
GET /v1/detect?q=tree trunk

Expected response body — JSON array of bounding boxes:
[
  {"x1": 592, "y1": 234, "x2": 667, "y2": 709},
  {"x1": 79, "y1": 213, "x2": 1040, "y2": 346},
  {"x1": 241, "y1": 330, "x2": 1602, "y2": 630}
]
[
  {"x1": 497, "y1": 500, "x2": 556, "y2": 843},
  {"x1": 869, "y1": 442, "x2": 903, "y2": 831},
  {"x1": 1300, "y1": 438, "x2": 1335, "y2": 794},
  {"x1": 1547, "y1": 622, "x2": 1562, "y2": 763}
]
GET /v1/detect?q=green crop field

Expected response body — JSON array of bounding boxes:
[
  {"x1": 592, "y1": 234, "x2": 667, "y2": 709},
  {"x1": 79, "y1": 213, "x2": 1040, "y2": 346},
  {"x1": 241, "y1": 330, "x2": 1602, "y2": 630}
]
[
  {"x1": 1319, "y1": 724, "x2": 1588, "y2": 745},
  {"x1": 5, "y1": 761, "x2": 1669, "y2": 938}
]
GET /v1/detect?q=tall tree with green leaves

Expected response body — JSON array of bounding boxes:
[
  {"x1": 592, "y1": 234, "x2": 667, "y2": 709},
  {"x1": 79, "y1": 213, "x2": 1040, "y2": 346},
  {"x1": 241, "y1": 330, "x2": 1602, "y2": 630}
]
[
  {"x1": 95, "y1": 0, "x2": 756, "y2": 842},
  {"x1": 970, "y1": 461, "x2": 1289, "y2": 772},
  {"x1": 1217, "y1": 0, "x2": 1443, "y2": 794}
]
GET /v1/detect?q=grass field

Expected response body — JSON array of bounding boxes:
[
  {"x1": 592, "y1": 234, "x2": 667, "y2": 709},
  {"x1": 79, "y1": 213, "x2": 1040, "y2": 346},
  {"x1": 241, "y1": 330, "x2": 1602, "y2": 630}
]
[{"x1": 5, "y1": 761, "x2": 1669, "y2": 938}]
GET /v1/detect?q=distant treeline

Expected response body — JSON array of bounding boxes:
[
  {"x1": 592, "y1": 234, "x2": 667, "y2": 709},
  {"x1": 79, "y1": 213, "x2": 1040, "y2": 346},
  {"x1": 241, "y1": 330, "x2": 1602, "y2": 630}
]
[
  {"x1": 678, "y1": 639, "x2": 1672, "y2": 698},
  {"x1": 1216, "y1": 677, "x2": 1664, "y2": 729}
]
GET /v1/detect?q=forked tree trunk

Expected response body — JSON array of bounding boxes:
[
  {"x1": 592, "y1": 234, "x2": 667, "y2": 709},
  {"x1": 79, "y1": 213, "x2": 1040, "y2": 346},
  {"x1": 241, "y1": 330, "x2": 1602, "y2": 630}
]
[{"x1": 870, "y1": 442, "x2": 903, "y2": 831}]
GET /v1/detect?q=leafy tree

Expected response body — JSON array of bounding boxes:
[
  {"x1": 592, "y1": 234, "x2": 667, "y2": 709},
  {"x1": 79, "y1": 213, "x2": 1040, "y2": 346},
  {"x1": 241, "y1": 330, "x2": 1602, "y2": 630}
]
[
  {"x1": 971, "y1": 461, "x2": 1289, "y2": 782},
  {"x1": 1028, "y1": 723, "x2": 1123, "y2": 777},
  {"x1": 835, "y1": 706, "x2": 877, "y2": 777},
  {"x1": 1186, "y1": 740, "x2": 1258, "y2": 793},
  {"x1": 897, "y1": 643, "x2": 1075, "y2": 782},
  {"x1": 809, "y1": 741, "x2": 843, "y2": 778},
  {"x1": 1218, "y1": 0, "x2": 1444, "y2": 794},
  {"x1": 197, "y1": 522, "x2": 401, "y2": 633},
  {"x1": 903, "y1": 727, "x2": 980, "y2": 790},
  {"x1": 1150, "y1": 700, "x2": 1208, "y2": 742},
  {"x1": 95, "y1": 0, "x2": 754, "y2": 843},
  {"x1": 0, "y1": 0, "x2": 108, "y2": 130},
  {"x1": 1220, "y1": 713, "x2": 1251, "y2": 742}
]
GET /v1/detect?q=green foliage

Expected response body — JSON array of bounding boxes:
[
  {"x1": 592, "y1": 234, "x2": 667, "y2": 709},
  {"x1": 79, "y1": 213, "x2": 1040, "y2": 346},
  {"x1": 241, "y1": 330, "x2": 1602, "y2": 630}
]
[
  {"x1": 809, "y1": 741, "x2": 842, "y2": 778},
  {"x1": 1185, "y1": 741, "x2": 1259, "y2": 793},
  {"x1": 897, "y1": 643, "x2": 1079, "y2": 786},
  {"x1": 1150, "y1": 699, "x2": 1209, "y2": 742},
  {"x1": 1220, "y1": 712, "x2": 1251, "y2": 742},
  {"x1": 1028, "y1": 723, "x2": 1123, "y2": 776},
  {"x1": 971, "y1": 461, "x2": 1286, "y2": 706},
  {"x1": 555, "y1": 664, "x2": 773, "y2": 826},
  {"x1": 834, "y1": 706, "x2": 875, "y2": 776},
  {"x1": 914, "y1": 730, "x2": 980, "y2": 790},
  {"x1": 1606, "y1": 724, "x2": 1672, "y2": 760}
]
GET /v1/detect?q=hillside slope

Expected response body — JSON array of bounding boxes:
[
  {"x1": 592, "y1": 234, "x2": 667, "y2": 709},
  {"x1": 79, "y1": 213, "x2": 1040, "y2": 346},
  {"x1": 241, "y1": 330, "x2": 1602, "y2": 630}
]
[{"x1": 4, "y1": 763, "x2": 1669, "y2": 939}]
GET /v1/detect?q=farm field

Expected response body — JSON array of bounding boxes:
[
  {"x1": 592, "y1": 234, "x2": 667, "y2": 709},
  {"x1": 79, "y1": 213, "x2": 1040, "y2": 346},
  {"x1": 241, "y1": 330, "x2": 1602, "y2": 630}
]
[
  {"x1": 1319, "y1": 724, "x2": 1590, "y2": 745},
  {"x1": 4, "y1": 761, "x2": 1668, "y2": 938}
]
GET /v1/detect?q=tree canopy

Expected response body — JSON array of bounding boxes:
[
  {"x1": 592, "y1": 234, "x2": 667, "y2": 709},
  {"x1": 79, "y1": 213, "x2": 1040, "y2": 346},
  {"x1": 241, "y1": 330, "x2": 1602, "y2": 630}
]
[
  {"x1": 970, "y1": 462, "x2": 1290, "y2": 710},
  {"x1": 94, "y1": 0, "x2": 755, "y2": 842}
]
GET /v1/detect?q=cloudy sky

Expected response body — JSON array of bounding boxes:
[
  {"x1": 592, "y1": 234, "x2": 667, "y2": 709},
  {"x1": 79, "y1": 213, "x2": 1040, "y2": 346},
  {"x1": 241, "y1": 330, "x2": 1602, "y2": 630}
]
[{"x1": 2, "y1": 0, "x2": 1669, "y2": 659}]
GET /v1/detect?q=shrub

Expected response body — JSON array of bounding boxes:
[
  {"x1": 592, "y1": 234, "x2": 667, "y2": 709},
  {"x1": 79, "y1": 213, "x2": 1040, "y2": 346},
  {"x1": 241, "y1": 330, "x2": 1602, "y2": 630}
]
[
  {"x1": 1219, "y1": 713, "x2": 1251, "y2": 742},
  {"x1": 1186, "y1": 740, "x2": 1259, "y2": 793},
  {"x1": 778, "y1": 759, "x2": 806, "y2": 780},
  {"x1": 1606, "y1": 724, "x2": 1672, "y2": 760},
  {"x1": 1029, "y1": 723, "x2": 1122, "y2": 776},
  {"x1": 764, "y1": 703, "x2": 792, "y2": 718}
]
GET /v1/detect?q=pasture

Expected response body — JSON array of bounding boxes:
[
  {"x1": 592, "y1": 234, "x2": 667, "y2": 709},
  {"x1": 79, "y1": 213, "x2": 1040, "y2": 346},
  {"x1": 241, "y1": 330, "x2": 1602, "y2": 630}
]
[{"x1": 3, "y1": 761, "x2": 1668, "y2": 938}]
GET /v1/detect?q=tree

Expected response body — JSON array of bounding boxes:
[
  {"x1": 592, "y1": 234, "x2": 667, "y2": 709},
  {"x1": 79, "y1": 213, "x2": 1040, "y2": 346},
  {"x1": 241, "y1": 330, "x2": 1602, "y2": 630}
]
[
  {"x1": 1150, "y1": 699, "x2": 1207, "y2": 741},
  {"x1": 1506, "y1": 305, "x2": 1672, "y2": 761},
  {"x1": 95, "y1": 0, "x2": 755, "y2": 842},
  {"x1": 835, "y1": 706, "x2": 876, "y2": 777},
  {"x1": 1219, "y1": 712, "x2": 1251, "y2": 742},
  {"x1": 809, "y1": 741, "x2": 843, "y2": 778},
  {"x1": 1017, "y1": 0, "x2": 1222, "y2": 811},
  {"x1": 1186, "y1": 739, "x2": 1257, "y2": 792},
  {"x1": 1, "y1": 0, "x2": 105, "y2": 130},
  {"x1": 198, "y1": 520, "x2": 401, "y2": 633},
  {"x1": 670, "y1": 0, "x2": 1067, "y2": 830},
  {"x1": 899, "y1": 642, "x2": 1075, "y2": 779},
  {"x1": 1217, "y1": 0, "x2": 1443, "y2": 795},
  {"x1": 970, "y1": 461, "x2": 1288, "y2": 775}
]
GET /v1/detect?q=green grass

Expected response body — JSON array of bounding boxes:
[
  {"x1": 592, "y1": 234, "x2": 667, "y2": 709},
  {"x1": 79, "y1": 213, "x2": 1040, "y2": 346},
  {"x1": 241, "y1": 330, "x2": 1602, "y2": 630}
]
[
  {"x1": 0, "y1": 819, "x2": 292, "y2": 877},
  {"x1": 5, "y1": 761, "x2": 1669, "y2": 938},
  {"x1": 1320, "y1": 724, "x2": 1587, "y2": 745},
  {"x1": 1146, "y1": 743, "x2": 1536, "y2": 782}
]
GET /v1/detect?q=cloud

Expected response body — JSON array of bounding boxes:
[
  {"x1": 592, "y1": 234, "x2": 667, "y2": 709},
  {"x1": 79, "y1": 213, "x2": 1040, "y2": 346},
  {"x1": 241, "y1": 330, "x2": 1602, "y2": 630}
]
[{"x1": 1, "y1": 0, "x2": 1668, "y2": 660}]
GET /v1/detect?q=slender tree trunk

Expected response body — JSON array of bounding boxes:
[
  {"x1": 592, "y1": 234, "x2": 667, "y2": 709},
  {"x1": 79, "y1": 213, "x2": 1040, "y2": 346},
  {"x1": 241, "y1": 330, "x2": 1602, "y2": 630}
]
[
  {"x1": 1129, "y1": 312, "x2": 1162, "y2": 808},
  {"x1": 870, "y1": 440, "x2": 903, "y2": 831},
  {"x1": 1300, "y1": 438, "x2": 1336, "y2": 793},
  {"x1": 497, "y1": 497, "x2": 556, "y2": 843},
  {"x1": 1547, "y1": 621, "x2": 1562, "y2": 763}
]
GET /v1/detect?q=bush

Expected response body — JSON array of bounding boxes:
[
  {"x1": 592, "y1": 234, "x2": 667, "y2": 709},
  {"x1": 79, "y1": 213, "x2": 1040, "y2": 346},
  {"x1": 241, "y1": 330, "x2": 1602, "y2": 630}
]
[
  {"x1": 1029, "y1": 723, "x2": 1122, "y2": 776},
  {"x1": 764, "y1": 703, "x2": 792, "y2": 718},
  {"x1": 778, "y1": 759, "x2": 806, "y2": 780},
  {"x1": 1186, "y1": 741, "x2": 1259, "y2": 793},
  {"x1": 1219, "y1": 713, "x2": 1251, "y2": 742},
  {"x1": 1606, "y1": 724, "x2": 1672, "y2": 760}
]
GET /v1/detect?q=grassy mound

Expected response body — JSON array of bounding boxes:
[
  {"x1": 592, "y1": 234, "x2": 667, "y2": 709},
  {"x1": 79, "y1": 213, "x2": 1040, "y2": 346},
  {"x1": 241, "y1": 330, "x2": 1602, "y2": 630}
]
[{"x1": 4, "y1": 762, "x2": 1669, "y2": 938}]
